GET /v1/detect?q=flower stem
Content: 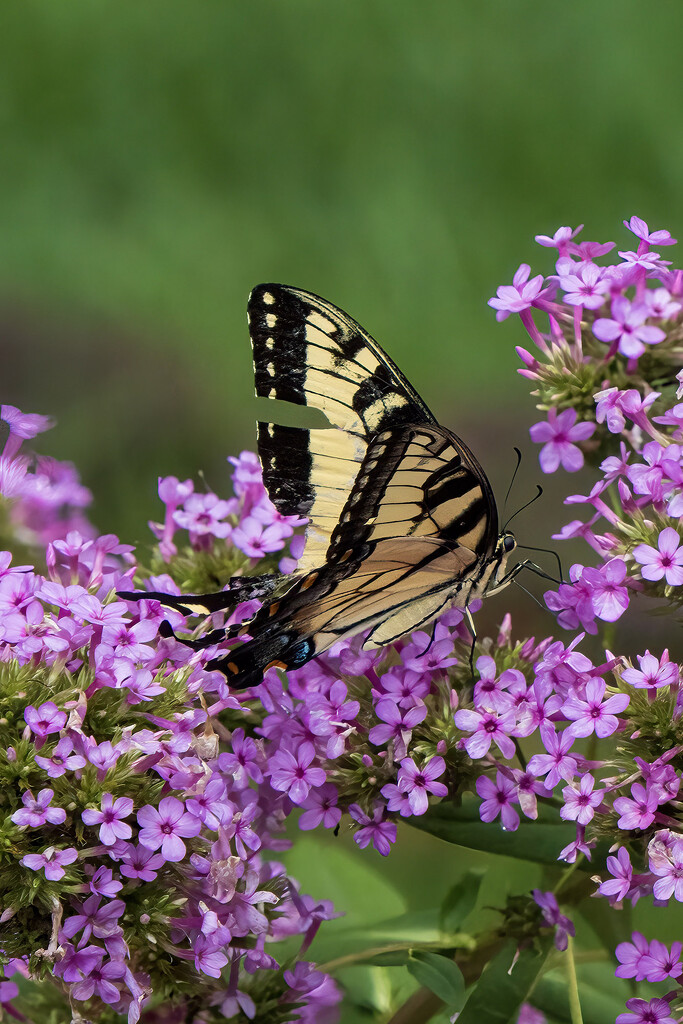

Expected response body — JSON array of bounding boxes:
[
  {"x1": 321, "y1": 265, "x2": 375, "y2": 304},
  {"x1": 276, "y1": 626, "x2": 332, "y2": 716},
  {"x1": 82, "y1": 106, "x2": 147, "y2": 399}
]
[{"x1": 565, "y1": 935, "x2": 584, "y2": 1024}]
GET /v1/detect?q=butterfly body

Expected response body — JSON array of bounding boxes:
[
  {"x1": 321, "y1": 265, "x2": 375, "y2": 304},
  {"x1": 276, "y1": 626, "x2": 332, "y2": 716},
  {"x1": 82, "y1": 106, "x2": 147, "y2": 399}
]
[{"x1": 121, "y1": 284, "x2": 517, "y2": 686}]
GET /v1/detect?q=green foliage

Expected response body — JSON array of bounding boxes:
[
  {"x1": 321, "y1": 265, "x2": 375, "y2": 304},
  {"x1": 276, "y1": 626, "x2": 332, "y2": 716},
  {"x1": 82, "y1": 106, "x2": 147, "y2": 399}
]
[
  {"x1": 407, "y1": 950, "x2": 465, "y2": 1008},
  {"x1": 410, "y1": 797, "x2": 585, "y2": 867},
  {"x1": 143, "y1": 538, "x2": 256, "y2": 593},
  {"x1": 439, "y1": 869, "x2": 485, "y2": 933},
  {"x1": 457, "y1": 937, "x2": 555, "y2": 1024}
]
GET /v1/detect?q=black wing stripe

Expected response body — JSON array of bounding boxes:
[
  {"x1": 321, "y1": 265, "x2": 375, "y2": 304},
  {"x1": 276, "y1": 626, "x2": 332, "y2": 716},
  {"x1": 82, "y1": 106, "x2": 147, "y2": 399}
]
[{"x1": 327, "y1": 425, "x2": 494, "y2": 562}]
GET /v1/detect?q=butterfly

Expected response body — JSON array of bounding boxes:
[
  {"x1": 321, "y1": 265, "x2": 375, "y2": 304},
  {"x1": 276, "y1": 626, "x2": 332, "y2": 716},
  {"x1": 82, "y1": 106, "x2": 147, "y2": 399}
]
[{"x1": 120, "y1": 284, "x2": 522, "y2": 688}]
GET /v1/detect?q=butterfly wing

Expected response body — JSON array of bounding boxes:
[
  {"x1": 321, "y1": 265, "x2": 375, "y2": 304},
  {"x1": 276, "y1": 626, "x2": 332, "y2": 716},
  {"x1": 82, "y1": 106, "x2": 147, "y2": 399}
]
[
  {"x1": 209, "y1": 424, "x2": 502, "y2": 684},
  {"x1": 249, "y1": 284, "x2": 438, "y2": 570},
  {"x1": 121, "y1": 285, "x2": 505, "y2": 686}
]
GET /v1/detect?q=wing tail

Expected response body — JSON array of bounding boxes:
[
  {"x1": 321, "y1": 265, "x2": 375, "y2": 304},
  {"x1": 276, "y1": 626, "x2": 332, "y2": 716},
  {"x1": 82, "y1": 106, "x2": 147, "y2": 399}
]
[
  {"x1": 207, "y1": 627, "x2": 314, "y2": 689},
  {"x1": 117, "y1": 573, "x2": 281, "y2": 617}
]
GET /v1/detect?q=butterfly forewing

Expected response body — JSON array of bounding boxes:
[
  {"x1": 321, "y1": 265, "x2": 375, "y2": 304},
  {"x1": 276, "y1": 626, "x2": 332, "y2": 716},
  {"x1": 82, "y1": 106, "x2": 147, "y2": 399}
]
[
  {"x1": 249, "y1": 284, "x2": 440, "y2": 569},
  {"x1": 249, "y1": 284, "x2": 435, "y2": 436}
]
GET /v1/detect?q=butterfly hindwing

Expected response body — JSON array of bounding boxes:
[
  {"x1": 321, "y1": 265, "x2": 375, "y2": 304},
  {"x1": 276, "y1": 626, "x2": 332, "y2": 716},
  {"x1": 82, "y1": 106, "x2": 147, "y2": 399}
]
[
  {"x1": 326, "y1": 424, "x2": 497, "y2": 562},
  {"x1": 206, "y1": 423, "x2": 501, "y2": 682}
]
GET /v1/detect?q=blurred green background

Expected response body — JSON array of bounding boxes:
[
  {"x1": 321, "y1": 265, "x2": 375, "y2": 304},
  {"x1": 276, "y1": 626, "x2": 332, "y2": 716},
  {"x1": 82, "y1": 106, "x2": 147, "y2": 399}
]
[
  {"x1": 3, "y1": 3, "x2": 683, "y2": 1018},
  {"x1": 4, "y1": 1, "x2": 683, "y2": 545}
]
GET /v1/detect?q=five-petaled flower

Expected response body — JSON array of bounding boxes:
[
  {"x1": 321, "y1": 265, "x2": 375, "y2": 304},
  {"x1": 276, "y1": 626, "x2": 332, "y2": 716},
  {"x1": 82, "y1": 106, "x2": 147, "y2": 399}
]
[
  {"x1": 529, "y1": 408, "x2": 595, "y2": 474},
  {"x1": 82, "y1": 793, "x2": 134, "y2": 846},
  {"x1": 11, "y1": 788, "x2": 66, "y2": 828},
  {"x1": 137, "y1": 796, "x2": 202, "y2": 862},
  {"x1": 633, "y1": 528, "x2": 683, "y2": 587}
]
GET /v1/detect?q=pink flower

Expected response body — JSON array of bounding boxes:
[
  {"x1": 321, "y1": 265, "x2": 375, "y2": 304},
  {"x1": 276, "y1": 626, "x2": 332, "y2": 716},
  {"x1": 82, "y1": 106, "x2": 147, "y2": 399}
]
[
  {"x1": 1, "y1": 405, "x2": 54, "y2": 459},
  {"x1": 535, "y1": 224, "x2": 583, "y2": 251},
  {"x1": 269, "y1": 742, "x2": 326, "y2": 805},
  {"x1": 556, "y1": 260, "x2": 608, "y2": 309},
  {"x1": 487, "y1": 263, "x2": 548, "y2": 320},
  {"x1": 622, "y1": 650, "x2": 679, "y2": 691},
  {"x1": 82, "y1": 793, "x2": 134, "y2": 846},
  {"x1": 633, "y1": 528, "x2": 683, "y2": 586},
  {"x1": 650, "y1": 839, "x2": 683, "y2": 901},
  {"x1": 11, "y1": 788, "x2": 66, "y2": 828},
  {"x1": 616, "y1": 998, "x2": 677, "y2": 1024},
  {"x1": 562, "y1": 678, "x2": 629, "y2": 739},
  {"x1": 580, "y1": 558, "x2": 629, "y2": 622},
  {"x1": 395, "y1": 756, "x2": 448, "y2": 816},
  {"x1": 24, "y1": 701, "x2": 66, "y2": 742},
  {"x1": 454, "y1": 706, "x2": 516, "y2": 760},
  {"x1": 614, "y1": 783, "x2": 659, "y2": 830},
  {"x1": 529, "y1": 408, "x2": 595, "y2": 474},
  {"x1": 528, "y1": 724, "x2": 578, "y2": 790},
  {"x1": 349, "y1": 803, "x2": 397, "y2": 856},
  {"x1": 137, "y1": 796, "x2": 202, "y2": 862},
  {"x1": 640, "y1": 938, "x2": 683, "y2": 983},
  {"x1": 231, "y1": 515, "x2": 291, "y2": 558},
  {"x1": 476, "y1": 771, "x2": 520, "y2": 831},
  {"x1": 623, "y1": 216, "x2": 677, "y2": 247},
  {"x1": 560, "y1": 774, "x2": 603, "y2": 826},
  {"x1": 599, "y1": 846, "x2": 633, "y2": 900},
  {"x1": 21, "y1": 845, "x2": 78, "y2": 880},
  {"x1": 593, "y1": 296, "x2": 665, "y2": 359}
]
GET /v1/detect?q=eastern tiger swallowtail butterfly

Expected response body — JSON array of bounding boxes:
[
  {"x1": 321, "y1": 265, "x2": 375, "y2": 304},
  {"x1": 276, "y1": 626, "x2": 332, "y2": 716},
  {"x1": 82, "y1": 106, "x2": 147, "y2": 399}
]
[{"x1": 120, "y1": 284, "x2": 521, "y2": 688}]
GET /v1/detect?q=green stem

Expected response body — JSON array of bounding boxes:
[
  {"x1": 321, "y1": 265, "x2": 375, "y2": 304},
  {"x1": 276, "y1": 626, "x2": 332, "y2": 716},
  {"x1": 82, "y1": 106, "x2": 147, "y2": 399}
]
[
  {"x1": 553, "y1": 856, "x2": 582, "y2": 897},
  {"x1": 566, "y1": 935, "x2": 584, "y2": 1024},
  {"x1": 320, "y1": 940, "x2": 455, "y2": 974},
  {"x1": 514, "y1": 738, "x2": 527, "y2": 771}
]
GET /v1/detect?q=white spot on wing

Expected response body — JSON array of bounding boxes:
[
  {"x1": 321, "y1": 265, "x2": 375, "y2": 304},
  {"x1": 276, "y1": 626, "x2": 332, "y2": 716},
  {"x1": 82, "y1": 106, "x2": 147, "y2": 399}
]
[
  {"x1": 265, "y1": 337, "x2": 274, "y2": 351},
  {"x1": 263, "y1": 292, "x2": 275, "y2": 305},
  {"x1": 266, "y1": 313, "x2": 277, "y2": 328}
]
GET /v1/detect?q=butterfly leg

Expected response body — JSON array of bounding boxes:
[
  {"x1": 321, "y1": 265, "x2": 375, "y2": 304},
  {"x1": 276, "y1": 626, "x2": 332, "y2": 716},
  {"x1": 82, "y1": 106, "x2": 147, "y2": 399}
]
[
  {"x1": 417, "y1": 618, "x2": 439, "y2": 657},
  {"x1": 489, "y1": 558, "x2": 561, "y2": 596},
  {"x1": 464, "y1": 606, "x2": 477, "y2": 681}
]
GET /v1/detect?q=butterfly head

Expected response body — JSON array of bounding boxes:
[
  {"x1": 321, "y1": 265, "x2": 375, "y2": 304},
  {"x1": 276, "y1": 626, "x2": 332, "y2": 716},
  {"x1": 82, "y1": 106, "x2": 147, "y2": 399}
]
[
  {"x1": 484, "y1": 530, "x2": 517, "y2": 596},
  {"x1": 501, "y1": 531, "x2": 517, "y2": 556}
]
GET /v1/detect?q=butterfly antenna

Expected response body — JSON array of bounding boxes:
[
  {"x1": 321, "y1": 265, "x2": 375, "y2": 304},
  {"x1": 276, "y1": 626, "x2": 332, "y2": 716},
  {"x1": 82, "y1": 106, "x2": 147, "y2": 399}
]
[
  {"x1": 516, "y1": 543, "x2": 564, "y2": 584},
  {"x1": 502, "y1": 447, "x2": 523, "y2": 514},
  {"x1": 503, "y1": 485, "x2": 543, "y2": 531}
]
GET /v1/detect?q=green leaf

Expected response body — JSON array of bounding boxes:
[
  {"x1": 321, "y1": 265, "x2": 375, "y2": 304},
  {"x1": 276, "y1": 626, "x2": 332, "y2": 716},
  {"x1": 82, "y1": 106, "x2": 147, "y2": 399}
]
[
  {"x1": 576, "y1": 897, "x2": 632, "y2": 961},
  {"x1": 407, "y1": 951, "x2": 466, "y2": 1007},
  {"x1": 456, "y1": 937, "x2": 555, "y2": 1024},
  {"x1": 439, "y1": 868, "x2": 486, "y2": 932},
  {"x1": 282, "y1": 835, "x2": 407, "y2": 925},
  {"x1": 411, "y1": 798, "x2": 589, "y2": 867}
]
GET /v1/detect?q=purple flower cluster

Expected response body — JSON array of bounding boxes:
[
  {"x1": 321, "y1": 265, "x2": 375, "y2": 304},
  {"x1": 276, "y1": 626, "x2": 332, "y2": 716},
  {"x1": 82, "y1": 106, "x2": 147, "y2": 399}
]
[
  {"x1": 0, "y1": 414, "x2": 342, "y2": 1023},
  {"x1": 490, "y1": 218, "x2": 683, "y2": 1024},
  {"x1": 0, "y1": 404, "x2": 93, "y2": 544},
  {"x1": 150, "y1": 452, "x2": 305, "y2": 568}
]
